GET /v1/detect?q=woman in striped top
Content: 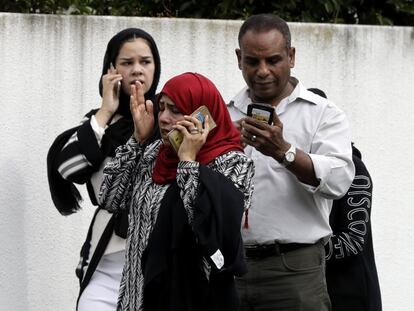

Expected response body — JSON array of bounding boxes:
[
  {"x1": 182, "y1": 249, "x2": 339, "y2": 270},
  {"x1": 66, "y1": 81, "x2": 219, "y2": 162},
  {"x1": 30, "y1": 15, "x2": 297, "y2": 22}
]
[{"x1": 47, "y1": 28, "x2": 161, "y2": 310}]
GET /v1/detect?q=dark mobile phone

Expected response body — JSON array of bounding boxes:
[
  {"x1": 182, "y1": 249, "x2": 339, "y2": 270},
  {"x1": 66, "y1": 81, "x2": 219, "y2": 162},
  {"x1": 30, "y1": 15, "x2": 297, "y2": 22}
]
[
  {"x1": 110, "y1": 62, "x2": 121, "y2": 98},
  {"x1": 247, "y1": 103, "x2": 275, "y2": 125}
]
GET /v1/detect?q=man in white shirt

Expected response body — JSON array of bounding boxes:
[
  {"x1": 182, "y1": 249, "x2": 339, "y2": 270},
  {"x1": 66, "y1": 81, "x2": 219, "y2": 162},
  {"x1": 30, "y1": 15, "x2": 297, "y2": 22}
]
[{"x1": 227, "y1": 14, "x2": 355, "y2": 310}]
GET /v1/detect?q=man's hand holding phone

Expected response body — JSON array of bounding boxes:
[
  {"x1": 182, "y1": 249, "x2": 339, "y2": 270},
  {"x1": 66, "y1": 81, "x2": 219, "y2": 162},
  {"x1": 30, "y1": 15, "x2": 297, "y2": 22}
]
[{"x1": 241, "y1": 105, "x2": 290, "y2": 160}]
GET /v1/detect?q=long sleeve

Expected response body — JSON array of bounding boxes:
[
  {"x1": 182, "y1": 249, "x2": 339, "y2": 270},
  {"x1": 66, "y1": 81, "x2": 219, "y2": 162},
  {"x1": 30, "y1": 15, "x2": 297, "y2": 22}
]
[
  {"x1": 306, "y1": 104, "x2": 355, "y2": 199},
  {"x1": 176, "y1": 151, "x2": 254, "y2": 224},
  {"x1": 100, "y1": 138, "x2": 161, "y2": 213},
  {"x1": 325, "y1": 154, "x2": 373, "y2": 261},
  {"x1": 55, "y1": 111, "x2": 106, "y2": 184},
  {"x1": 47, "y1": 110, "x2": 102, "y2": 214}
]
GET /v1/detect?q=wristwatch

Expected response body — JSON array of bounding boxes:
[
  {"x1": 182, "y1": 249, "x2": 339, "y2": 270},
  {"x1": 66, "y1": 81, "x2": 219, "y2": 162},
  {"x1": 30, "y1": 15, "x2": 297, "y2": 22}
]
[{"x1": 281, "y1": 144, "x2": 296, "y2": 167}]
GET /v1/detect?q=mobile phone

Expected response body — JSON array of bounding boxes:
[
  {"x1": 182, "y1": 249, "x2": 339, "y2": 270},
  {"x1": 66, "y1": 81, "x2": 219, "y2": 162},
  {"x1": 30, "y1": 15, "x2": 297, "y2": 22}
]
[
  {"x1": 167, "y1": 105, "x2": 217, "y2": 153},
  {"x1": 247, "y1": 103, "x2": 274, "y2": 125},
  {"x1": 116, "y1": 81, "x2": 121, "y2": 98},
  {"x1": 110, "y1": 62, "x2": 121, "y2": 98}
]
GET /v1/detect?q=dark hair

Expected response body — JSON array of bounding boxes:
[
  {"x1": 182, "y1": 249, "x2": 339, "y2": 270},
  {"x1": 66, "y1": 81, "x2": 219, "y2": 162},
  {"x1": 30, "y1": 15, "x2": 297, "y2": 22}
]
[
  {"x1": 238, "y1": 14, "x2": 291, "y2": 49},
  {"x1": 99, "y1": 28, "x2": 161, "y2": 104}
]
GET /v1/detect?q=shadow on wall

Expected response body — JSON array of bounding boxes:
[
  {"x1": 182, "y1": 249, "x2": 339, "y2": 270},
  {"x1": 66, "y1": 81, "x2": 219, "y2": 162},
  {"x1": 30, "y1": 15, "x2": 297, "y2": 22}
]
[{"x1": 0, "y1": 162, "x2": 28, "y2": 309}]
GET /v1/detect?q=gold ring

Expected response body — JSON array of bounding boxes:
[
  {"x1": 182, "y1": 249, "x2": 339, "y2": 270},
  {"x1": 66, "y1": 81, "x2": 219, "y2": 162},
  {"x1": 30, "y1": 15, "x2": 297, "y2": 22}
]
[{"x1": 190, "y1": 128, "x2": 200, "y2": 134}]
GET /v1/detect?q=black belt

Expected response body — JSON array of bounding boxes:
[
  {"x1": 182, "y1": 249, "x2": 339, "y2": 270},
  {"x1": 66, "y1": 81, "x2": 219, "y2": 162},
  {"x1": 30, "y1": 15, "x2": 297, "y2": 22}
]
[{"x1": 244, "y1": 242, "x2": 313, "y2": 258}]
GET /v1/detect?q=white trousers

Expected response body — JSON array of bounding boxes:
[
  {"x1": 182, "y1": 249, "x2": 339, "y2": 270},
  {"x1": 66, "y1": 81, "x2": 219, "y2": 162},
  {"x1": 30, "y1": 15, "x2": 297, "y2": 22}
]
[{"x1": 77, "y1": 250, "x2": 124, "y2": 311}]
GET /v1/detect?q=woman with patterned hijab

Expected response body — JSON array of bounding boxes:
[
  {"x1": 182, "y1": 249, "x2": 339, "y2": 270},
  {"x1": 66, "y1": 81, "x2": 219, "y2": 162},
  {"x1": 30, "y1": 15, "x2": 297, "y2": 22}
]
[{"x1": 100, "y1": 72, "x2": 254, "y2": 311}]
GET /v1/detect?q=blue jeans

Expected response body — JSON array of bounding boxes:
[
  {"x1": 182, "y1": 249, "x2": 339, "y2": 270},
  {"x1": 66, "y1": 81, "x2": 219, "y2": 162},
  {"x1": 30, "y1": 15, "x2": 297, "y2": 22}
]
[{"x1": 236, "y1": 241, "x2": 331, "y2": 311}]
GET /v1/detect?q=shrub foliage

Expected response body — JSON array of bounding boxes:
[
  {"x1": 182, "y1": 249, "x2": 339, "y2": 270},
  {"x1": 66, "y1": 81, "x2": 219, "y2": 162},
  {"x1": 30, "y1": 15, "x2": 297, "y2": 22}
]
[{"x1": 1, "y1": 0, "x2": 413, "y2": 26}]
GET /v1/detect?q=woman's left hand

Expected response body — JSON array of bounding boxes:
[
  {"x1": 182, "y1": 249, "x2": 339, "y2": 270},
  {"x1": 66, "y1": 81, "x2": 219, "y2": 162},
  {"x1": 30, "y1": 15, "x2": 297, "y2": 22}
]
[
  {"x1": 130, "y1": 81, "x2": 154, "y2": 144},
  {"x1": 174, "y1": 115, "x2": 210, "y2": 161}
]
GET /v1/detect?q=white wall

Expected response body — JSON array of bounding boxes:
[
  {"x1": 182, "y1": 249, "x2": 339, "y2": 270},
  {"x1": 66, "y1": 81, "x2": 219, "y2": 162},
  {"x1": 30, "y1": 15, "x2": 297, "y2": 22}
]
[{"x1": 0, "y1": 13, "x2": 413, "y2": 310}]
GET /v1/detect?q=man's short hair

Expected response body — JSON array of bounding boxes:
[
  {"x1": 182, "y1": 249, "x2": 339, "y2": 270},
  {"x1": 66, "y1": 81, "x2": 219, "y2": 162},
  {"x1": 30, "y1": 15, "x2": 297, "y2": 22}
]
[{"x1": 238, "y1": 14, "x2": 291, "y2": 49}]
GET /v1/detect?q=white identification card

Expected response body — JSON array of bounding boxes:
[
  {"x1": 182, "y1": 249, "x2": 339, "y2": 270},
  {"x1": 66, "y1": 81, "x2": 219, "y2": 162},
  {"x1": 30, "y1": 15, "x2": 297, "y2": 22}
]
[{"x1": 210, "y1": 249, "x2": 224, "y2": 269}]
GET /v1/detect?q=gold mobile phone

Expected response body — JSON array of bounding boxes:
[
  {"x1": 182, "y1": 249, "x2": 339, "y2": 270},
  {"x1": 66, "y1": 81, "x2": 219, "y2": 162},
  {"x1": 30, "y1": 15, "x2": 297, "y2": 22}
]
[{"x1": 167, "y1": 105, "x2": 217, "y2": 153}]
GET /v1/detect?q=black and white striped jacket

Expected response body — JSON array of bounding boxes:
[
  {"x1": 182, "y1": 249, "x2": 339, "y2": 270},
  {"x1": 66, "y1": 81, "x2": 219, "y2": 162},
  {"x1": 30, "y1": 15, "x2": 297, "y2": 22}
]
[{"x1": 100, "y1": 137, "x2": 254, "y2": 311}]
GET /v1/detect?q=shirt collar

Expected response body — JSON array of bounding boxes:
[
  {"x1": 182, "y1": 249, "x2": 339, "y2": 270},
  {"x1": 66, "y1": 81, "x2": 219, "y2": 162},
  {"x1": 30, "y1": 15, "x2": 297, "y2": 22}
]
[
  {"x1": 277, "y1": 78, "x2": 319, "y2": 114},
  {"x1": 294, "y1": 79, "x2": 320, "y2": 106},
  {"x1": 230, "y1": 86, "x2": 251, "y2": 114},
  {"x1": 230, "y1": 77, "x2": 318, "y2": 115}
]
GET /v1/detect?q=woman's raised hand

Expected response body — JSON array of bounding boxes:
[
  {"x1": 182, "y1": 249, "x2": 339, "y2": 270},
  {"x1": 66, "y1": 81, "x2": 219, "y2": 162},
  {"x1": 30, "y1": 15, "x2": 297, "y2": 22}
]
[
  {"x1": 130, "y1": 81, "x2": 154, "y2": 144},
  {"x1": 175, "y1": 115, "x2": 210, "y2": 162},
  {"x1": 96, "y1": 64, "x2": 123, "y2": 127}
]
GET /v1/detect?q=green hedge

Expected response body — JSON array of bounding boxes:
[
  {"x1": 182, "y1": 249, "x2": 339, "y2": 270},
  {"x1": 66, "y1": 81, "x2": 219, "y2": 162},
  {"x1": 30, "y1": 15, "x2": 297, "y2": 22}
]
[{"x1": 1, "y1": 0, "x2": 413, "y2": 26}]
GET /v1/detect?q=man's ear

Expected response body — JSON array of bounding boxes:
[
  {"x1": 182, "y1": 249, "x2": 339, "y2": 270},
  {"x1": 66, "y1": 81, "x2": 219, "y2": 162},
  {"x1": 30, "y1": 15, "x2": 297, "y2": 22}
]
[
  {"x1": 235, "y1": 48, "x2": 242, "y2": 70},
  {"x1": 288, "y1": 47, "x2": 296, "y2": 68}
]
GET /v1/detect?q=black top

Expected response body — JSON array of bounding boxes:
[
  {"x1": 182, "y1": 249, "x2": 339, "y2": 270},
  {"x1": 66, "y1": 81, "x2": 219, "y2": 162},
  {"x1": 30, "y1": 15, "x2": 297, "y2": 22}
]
[
  {"x1": 142, "y1": 165, "x2": 247, "y2": 311},
  {"x1": 325, "y1": 145, "x2": 382, "y2": 311}
]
